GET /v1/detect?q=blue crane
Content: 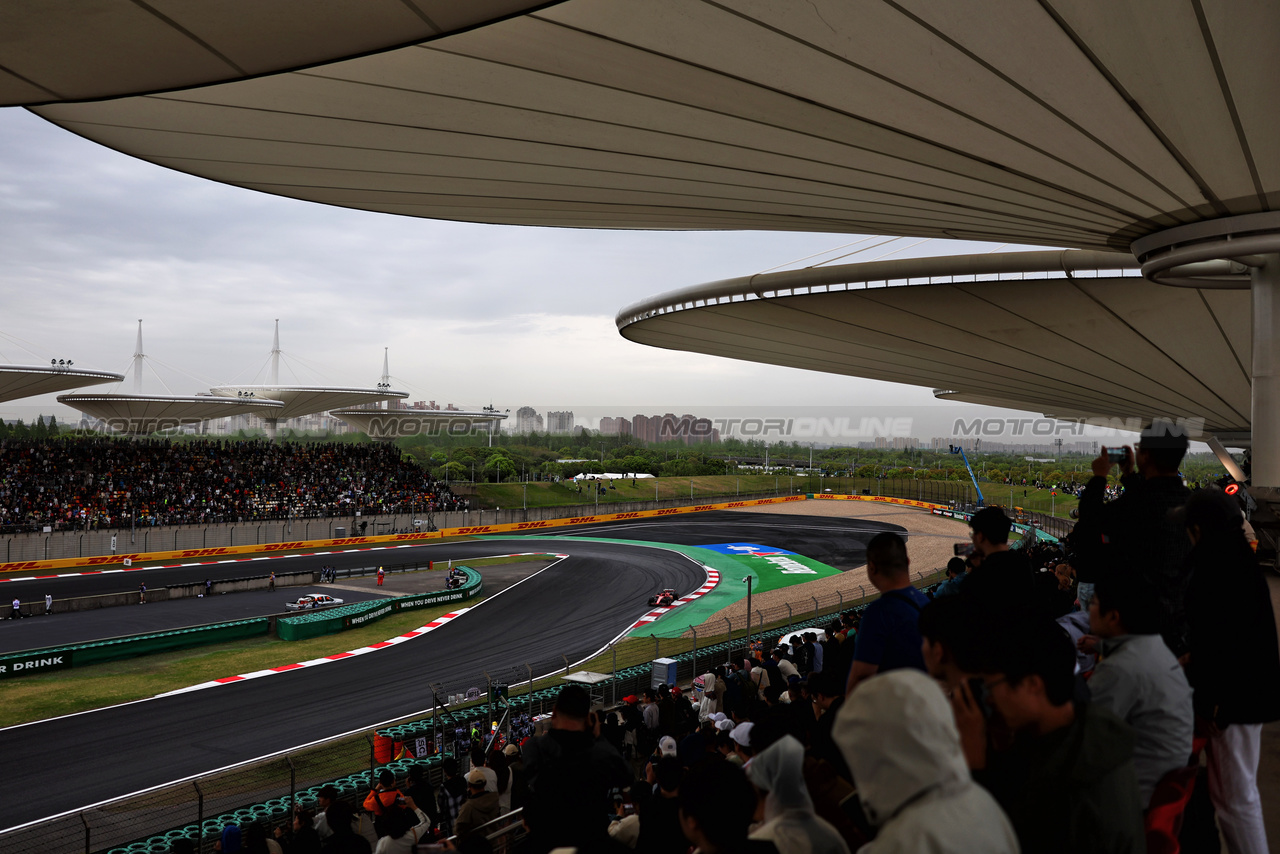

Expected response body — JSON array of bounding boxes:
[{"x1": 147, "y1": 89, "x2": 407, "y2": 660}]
[{"x1": 948, "y1": 444, "x2": 985, "y2": 507}]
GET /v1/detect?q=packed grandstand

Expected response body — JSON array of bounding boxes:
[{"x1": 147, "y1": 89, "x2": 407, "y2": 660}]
[{"x1": 0, "y1": 437, "x2": 466, "y2": 534}]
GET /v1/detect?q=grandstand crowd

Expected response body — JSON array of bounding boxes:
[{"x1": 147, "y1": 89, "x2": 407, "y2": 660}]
[{"x1": 0, "y1": 437, "x2": 467, "y2": 533}]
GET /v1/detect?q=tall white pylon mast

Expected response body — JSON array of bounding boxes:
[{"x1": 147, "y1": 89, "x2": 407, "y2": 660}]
[
  {"x1": 133, "y1": 319, "x2": 144, "y2": 394},
  {"x1": 382, "y1": 347, "x2": 390, "y2": 410},
  {"x1": 270, "y1": 319, "x2": 280, "y2": 386}
]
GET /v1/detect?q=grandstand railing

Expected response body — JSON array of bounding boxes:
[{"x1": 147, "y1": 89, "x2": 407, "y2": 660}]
[{"x1": 0, "y1": 571, "x2": 941, "y2": 854}]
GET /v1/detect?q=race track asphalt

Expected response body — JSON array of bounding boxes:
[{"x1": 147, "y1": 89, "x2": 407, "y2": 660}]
[{"x1": 0, "y1": 511, "x2": 899, "y2": 831}]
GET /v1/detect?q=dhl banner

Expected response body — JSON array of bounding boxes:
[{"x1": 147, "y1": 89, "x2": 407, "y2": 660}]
[
  {"x1": 0, "y1": 494, "x2": 808, "y2": 575},
  {"x1": 808, "y1": 493, "x2": 950, "y2": 512}
]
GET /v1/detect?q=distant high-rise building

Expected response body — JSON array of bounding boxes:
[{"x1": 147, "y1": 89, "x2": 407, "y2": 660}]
[
  {"x1": 632, "y1": 414, "x2": 658, "y2": 443},
  {"x1": 546, "y1": 410, "x2": 575, "y2": 433},
  {"x1": 874, "y1": 436, "x2": 887, "y2": 449},
  {"x1": 515, "y1": 406, "x2": 543, "y2": 432},
  {"x1": 600, "y1": 416, "x2": 632, "y2": 436}
]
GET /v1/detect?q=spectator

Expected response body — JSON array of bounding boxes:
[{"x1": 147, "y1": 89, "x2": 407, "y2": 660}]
[
  {"x1": 729, "y1": 722, "x2": 755, "y2": 766},
  {"x1": 834, "y1": 670, "x2": 1017, "y2": 853},
  {"x1": 952, "y1": 617, "x2": 1145, "y2": 853},
  {"x1": 503, "y1": 743, "x2": 529, "y2": 811},
  {"x1": 1183, "y1": 488, "x2": 1280, "y2": 854},
  {"x1": 677, "y1": 759, "x2": 776, "y2": 854},
  {"x1": 453, "y1": 769, "x2": 499, "y2": 840},
  {"x1": 243, "y1": 823, "x2": 283, "y2": 854},
  {"x1": 636, "y1": 756, "x2": 685, "y2": 854},
  {"x1": 372, "y1": 796, "x2": 433, "y2": 853},
  {"x1": 274, "y1": 807, "x2": 322, "y2": 854},
  {"x1": 1084, "y1": 572, "x2": 1194, "y2": 807},
  {"x1": 845, "y1": 532, "x2": 929, "y2": 694},
  {"x1": 362, "y1": 770, "x2": 403, "y2": 837},
  {"x1": 402, "y1": 765, "x2": 440, "y2": 835},
  {"x1": 217, "y1": 825, "x2": 242, "y2": 852},
  {"x1": 805, "y1": 668, "x2": 851, "y2": 784},
  {"x1": 435, "y1": 758, "x2": 467, "y2": 837},
  {"x1": 318, "y1": 801, "x2": 371, "y2": 854},
  {"x1": 746, "y1": 734, "x2": 849, "y2": 854},
  {"x1": 522, "y1": 685, "x2": 633, "y2": 853},
  {"x1": 1072, "y1": 421, "x2": 1193, "y2": 653},
  {"x1": 312, "y1": 786, "x2": 342, "y2": 838},
  {"x1": 933, "y1": 557, "x2": 967, "y2": 598},
  {"x1": 772, "y1": 649, "x2": 799, "y2": 683},
  {"x1": 963, "y1": 508, "x2": 1036, "y2": 608}
]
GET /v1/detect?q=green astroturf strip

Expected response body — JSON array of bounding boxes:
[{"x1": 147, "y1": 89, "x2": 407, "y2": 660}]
[{"x1": 476, "y1": 535, "x2": 840, "y2": 638}]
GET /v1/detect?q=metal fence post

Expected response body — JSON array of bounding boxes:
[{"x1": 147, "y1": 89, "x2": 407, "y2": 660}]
[
  {"x1": 786, "y1": 603, "x2": 792, "y2": 632},
  {"x1": 724, "y1": 617, "x2": 732, "y2": 659},
  {"x1": 562, "y1": 654, "x2": 570, "y2": 679},
  {"x1": 691, "y1": 628, "x2": 698, "y2": 677},
  {"x1": 368, "y1": 734, "x2": 376, "y2": 786},
  {"x1": 194, "y1": 780, "x2": 204, "y2": 853},
  {"x1": 526, "y1": 664, "x2": 533, "y2": 722},
  {"x1": 812, "y1": 596, "x2": 819, "y2": 622},
  {"x1": 859, "y1": 585, "x2": 866, "y2": 601},
  {"x1": 836, "y1": 590, "x2": 843, "y2": 611},
  {"x1": 611, "y1": 645, "x2": 618, "y2": 706},
  {"x1": 287, "y1": 756, "x2": 295, "y2": 805},
  {"x1": 81, "y1": 811, "x2": 91, "y2": 854},
  {"x1": 654, "y1": 635, "x2": 659, "y2": 661}
]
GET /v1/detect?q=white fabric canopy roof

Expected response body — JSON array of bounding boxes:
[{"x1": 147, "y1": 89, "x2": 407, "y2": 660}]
[
  {"x1": 0, "y1": 364, "x2": 123, "y2": 404},
  {"x1": 28, "y1": 0, "x2": 1278, "y2": 251},
  {"x1": 618, "y1": 251, "x2": 1252, "y2": 434},
  {"x1": 1, "y1": 1, "x2": 554, "y2": 105},
  {"x1": 57, "y1": 393, "x2": 283, "y2": 435}
]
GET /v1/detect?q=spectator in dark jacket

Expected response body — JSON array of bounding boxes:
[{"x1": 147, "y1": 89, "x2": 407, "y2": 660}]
[
  {"x1": 1072, "y1": 420, "x2": 1193, "y2": 653},
  {"x1": 522, "y1": 685, "x2": 633, "y2": 854},
  {"x1": 1183, "y1": 488, "x2": 1280, "y2": 854}
]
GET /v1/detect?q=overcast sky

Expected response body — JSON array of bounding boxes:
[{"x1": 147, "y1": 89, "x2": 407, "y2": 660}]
[{"x1": 0, "y1": 106, "x2": 1057, "y2": 437}]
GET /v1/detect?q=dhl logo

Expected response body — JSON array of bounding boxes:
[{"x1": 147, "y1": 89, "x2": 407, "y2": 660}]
[
  {"x1": 654, "y1": 509, "x2": 681, "y2": 516},
  {"x1": 453, "y1": 527, "x2": 493, "y2": 534},
  {"x1": 568, "y1": 517, "x2": 599, "y2": 524},
  {"x1": 174, "y1": 548, "x2": 234, "y2": 558},
  {"x1": 85, "y1": 554, "x2": 142, "y2": 564},
  {"x1": 693, "y1": 505, "x2": 715, "y2": 511},
  {"x1": 726, "y1": 502, "x2": 747, "y2": 508},
  {"x1": 1, "y1": 562, "x2": 42, "y2": 571},
  {"x1": 515, "y1": 521, "x2": 553, "y2": 529},
  {"x1": 263, "y1": 543, "x2": 306, "y2": 551},
  {"x1": 329, "y1": 538, "x2": 372, "y2": 545},
  {"x1": 612, "y1": 513, "x2": 642, "y2": 519}
]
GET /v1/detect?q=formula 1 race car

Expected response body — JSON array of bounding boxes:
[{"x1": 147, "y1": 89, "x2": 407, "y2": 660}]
[
  {"x1": 285, "y1": 593, "x2": 344, "y2": 611},
  {"x1": 648, "y1": 588, "x2": 677, "y2": 607}
]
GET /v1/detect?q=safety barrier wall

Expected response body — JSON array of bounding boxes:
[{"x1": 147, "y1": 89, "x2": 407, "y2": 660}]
[
  {"x1": 276, "y1": 568, "x2": 482, "y2": 641},
  {"x1": 0, "y1": 495, "x2": 808, "y2": 576},
  {"x1": 0, "y1": 490, "x2": 798, "y2": 564},
  {"x1": 0, "y1": 618, "x2": 269, "y2": 680}
]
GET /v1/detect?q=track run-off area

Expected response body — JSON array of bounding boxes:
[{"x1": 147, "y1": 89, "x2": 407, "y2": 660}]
[{"x1": 0, "y1": 500, "x2": 970, "y2": 832}]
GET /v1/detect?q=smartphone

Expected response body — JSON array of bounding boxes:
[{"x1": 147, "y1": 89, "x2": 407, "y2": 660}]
[
  {"x1": 1106, "y1": 448, "x2": 1127, "y2": 463},
  {"x1": 953, "y1": 542, "x2": 974, "y2": 557}
]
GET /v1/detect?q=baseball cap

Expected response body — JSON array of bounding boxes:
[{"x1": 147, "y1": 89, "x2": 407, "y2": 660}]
[
  {"x1": 658, "y1": 736, "x2": 678, "y2": 756},
  {"x1": 715, "y1": 718, "x2": 734, "y2": 732},
  {"x1": 466, "y1": 769, "x2": 486, "y2": 786},
  {"x1": 503, "y1": 744, "x2": 520, "y2": 757},
  {"x1": 729, "y1": 722, "x2": 754, "y2": 747}
]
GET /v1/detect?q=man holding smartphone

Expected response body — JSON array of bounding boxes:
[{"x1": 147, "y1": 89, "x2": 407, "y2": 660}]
[{"x1": 1073, "y1": 420, "x2": 1192, "y2": 654}]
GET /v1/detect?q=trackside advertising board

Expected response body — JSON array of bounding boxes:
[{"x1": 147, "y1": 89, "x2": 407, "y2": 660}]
[
  {"x1": 808, "y1": 493, "x2": 949, "y2": 511},
  {"x1": 0, "y1": 496, "x2": 807, "y2": 575}
]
